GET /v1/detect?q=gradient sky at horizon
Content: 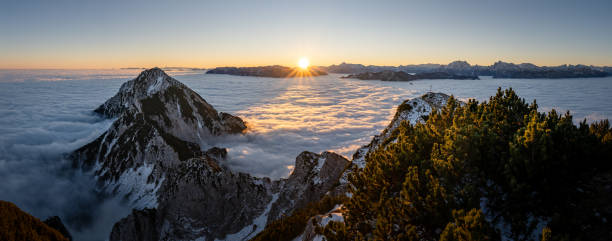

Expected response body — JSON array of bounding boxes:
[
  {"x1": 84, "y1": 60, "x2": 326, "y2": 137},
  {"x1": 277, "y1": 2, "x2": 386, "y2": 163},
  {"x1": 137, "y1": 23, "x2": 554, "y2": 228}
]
[{"x1": 1, "y1": 0, "x2": 611, "y2": 69}]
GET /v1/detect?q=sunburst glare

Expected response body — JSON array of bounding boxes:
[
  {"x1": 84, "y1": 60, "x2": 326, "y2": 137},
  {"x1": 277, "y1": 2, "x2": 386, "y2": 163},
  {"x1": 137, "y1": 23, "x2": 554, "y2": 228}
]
[{"x1": 298, "y1": 57, "x2": 309, "y2": 69}]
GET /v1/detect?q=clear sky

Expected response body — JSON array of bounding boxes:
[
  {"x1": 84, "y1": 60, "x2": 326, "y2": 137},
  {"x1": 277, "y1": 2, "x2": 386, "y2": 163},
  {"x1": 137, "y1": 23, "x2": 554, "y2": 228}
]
[{"x1": 1, "y1": 0, "x2": 611, "y2": 69}]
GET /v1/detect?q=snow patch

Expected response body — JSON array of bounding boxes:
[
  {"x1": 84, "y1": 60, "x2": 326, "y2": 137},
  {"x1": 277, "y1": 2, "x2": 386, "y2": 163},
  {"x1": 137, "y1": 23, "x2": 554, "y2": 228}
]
[
  {"x1": 312, "y1": 156, "x2": 327, "y2": 185},
  {"x1": 215, "y1": 193, "x2": 280, "y2": 241},
  {"x1": 147, "y1": 76, "x2": 164, "y2": 95},
  {"x1": 319, "y1": 205, "x2": 344, "y2": 226},
  {"x1": 351, "y1": 147, "x2": 367, "y2": 169},
  {"x1": 301, "y1": 204, "x2": 344, "y2": 241},
  {"x1": 252, "y1": 178, "x2": 265, "y2": 186},
  {"x1": 110, "y1": 162, "x2": 162, "y2": 209},
  {"x1": 104, "y1": 136, "x2": 118, "y2": 159}
]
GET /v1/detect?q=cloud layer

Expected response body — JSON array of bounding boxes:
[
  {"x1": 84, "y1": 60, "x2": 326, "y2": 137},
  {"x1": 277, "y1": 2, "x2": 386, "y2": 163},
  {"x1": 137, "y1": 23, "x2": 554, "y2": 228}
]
[{"x1": 1, "y1": 70, "x2": 611, "y2": 240}]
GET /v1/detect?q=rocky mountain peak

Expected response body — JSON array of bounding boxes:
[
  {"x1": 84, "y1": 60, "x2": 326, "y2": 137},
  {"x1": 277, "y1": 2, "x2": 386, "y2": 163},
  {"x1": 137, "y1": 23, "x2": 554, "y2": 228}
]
[
  {"x1": 446, "y1": 60, "x2": 471, "y2": 69},
  {"x1": 131, "y1": 67, "x2": 178, "y2": 95},
  {"x1": 110, "y1": 150, "x2": 349, "y2": 241},
  {"x1": 71, "y1": 68, "x2": 351, "y2": 241},
  {"x1": 94, "y1": 67, "x2": 179, "y2": 118},
  {"x1": 71, "y1": 68, "x2": 246, "y2": 209},
  {"x1": 94, "y1": 68, "x2": 245, "y2": 139}
]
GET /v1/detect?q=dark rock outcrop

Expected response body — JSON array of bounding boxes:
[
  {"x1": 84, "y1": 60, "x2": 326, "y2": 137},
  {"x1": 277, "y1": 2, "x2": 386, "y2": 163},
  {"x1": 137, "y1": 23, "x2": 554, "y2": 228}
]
[
  {"x1": 43, "y1": 216, "x2": 73, "y2": 241},
  {"x1": 206, "y1": 65, "x2": 327, "y2": 78},
  {"x1": 267, "y1": 151, "x2": 349, "y2": 222},
  {"x1": 109, "y1": 208, "x2": 159, "y2": 241},
  {"x1": 110, "y1": 150, "x2": 348, "y2": 241}
]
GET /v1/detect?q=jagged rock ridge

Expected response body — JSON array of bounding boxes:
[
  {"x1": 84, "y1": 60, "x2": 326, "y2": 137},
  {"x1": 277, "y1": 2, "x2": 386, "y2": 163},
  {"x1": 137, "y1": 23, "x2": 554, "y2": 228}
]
[
  {"x1": 110, "y1": 150, "x2": 348, "y2": 241},
  {"x1": 342, "y1": 70, "x2": 478, "y2": 81},
  {"x1": 43, "y1": 216, "x2": 73, "y2": 241},
  {"x1": 325, "y1": 61, "x2": 611, "y2": 78},
  {"x1": 70, "y1": 68, "x2": 247, "y2": 209},
  {"x1": 292, "y1": 92, "x2": 453, "y2": 241},
  {"x1": 69, "y1": 68, "x2": 349, "y2": 241}
]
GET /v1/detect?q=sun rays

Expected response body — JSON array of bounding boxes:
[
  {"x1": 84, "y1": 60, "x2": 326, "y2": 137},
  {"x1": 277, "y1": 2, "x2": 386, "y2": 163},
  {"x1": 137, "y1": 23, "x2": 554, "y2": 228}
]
[{"x1": 284, "y1": 57, "x2": 325, "y2": 80}]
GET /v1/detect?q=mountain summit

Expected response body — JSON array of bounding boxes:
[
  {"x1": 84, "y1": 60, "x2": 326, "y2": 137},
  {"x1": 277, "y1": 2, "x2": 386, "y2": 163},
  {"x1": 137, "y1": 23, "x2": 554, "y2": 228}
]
[
  {"x1": 71, "y1": 68, "x2": 247, "y2": 209},
  {"x1": 70, "y1": 68, "x2": 349, "y2": 241},
  {"x1": 94, "y1": 67, "x2": 246, "y2": 138}
]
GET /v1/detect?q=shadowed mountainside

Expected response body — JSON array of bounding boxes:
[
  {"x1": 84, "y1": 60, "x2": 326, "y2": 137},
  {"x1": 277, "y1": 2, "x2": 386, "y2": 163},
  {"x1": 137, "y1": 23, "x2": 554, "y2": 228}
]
[
  {"x1": 0, "y1": 200, "x2": 70, "y2": 241},
  {"x1": 67, "y1": 68, "x2": 348, "y2": 241}
]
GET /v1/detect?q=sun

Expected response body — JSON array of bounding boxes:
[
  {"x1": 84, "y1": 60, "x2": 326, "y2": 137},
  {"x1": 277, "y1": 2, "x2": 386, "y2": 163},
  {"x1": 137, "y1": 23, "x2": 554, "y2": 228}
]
[{"x1": 298, "y1": 57, "x2": 310, "y2": 69}]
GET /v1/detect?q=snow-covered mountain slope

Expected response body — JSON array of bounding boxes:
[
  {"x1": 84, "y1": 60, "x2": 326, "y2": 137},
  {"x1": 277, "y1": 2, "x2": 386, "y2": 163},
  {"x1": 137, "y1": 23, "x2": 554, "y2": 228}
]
[
  {"x1": 295, "y1": 204, "x2": 344, "y2": 241},
  {"x1": 94, "y1": 67, "x2": 246, "y2": 141},
  {"x1": 110, "y1": 150, "x2": 348, "y2": 241},
  {"x1": 69, "y1": 68, "x2": 349, "y2": 241},
  {"x1": 70, "y1": 68, "x2": 247, "y2": 209}
]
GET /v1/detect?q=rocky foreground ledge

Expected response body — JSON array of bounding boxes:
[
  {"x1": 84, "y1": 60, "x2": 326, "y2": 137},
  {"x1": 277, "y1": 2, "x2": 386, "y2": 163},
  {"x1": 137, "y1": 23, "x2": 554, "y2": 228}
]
[
  {"x1": 206, "y1": 65, "x2": 328, "y2": 78},
  {"x1": 250, "y1": 92, "x2": 453, "y2": 241}
]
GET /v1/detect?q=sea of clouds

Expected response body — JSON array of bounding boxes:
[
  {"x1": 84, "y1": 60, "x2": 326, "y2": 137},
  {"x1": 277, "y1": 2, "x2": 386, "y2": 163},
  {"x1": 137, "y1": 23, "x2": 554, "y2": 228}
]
[{"x1": 1, "y1": 70, "x2": 611, "y2": 240}]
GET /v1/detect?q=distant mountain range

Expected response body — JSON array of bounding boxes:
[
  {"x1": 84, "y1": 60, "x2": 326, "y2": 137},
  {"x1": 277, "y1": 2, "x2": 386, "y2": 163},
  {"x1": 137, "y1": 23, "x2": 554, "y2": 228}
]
[
  {"x1": 342, "y1": 70, "x2": 479, "y2": 81},
  {"x1": 321, "y1": 61, "x2": 612, "y2": 79},
  {"x1": 127, "y1": 61, "x2": 611, "y2": 79},
  {"x1": 206, "y1": 65, "x2": 328, "y2": 78}
]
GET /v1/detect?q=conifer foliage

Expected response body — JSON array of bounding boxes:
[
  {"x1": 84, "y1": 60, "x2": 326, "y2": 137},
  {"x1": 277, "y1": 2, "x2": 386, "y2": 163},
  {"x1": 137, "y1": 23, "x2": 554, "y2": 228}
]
[{"x1": 325, "y1": 88, "x2": 612, "y2": 241}]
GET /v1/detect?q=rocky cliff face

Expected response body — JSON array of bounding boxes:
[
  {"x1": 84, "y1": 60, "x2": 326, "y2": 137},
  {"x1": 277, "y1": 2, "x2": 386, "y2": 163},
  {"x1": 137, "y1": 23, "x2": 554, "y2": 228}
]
[
  {"x1": 110, "y1": 150, "x2": 348, "y2": 241},
  {"x1": 266, "y1": 151, "x2": 348, "y2": 222},
  {"x1": 43, "y1": 216, "x2": 73, "y2": 241},
  {"x1": 288, "y1": 93, "x2": 454, "y2": 241},
  {"x1": 94, "y1": 67, "x2": 246, "y2": 138},
  {"x1": 70, "y1": 68, "x2": 348, "y2": 240},
  {"x1": 70, "y1": 68, "x2": 247, "y2": 209}
]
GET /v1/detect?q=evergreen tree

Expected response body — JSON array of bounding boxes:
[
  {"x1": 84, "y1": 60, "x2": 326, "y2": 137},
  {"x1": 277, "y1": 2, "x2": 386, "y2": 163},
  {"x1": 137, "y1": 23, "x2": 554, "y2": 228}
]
[{"x1": 325, "y1": 88, "x2": 612, "y2": 241}]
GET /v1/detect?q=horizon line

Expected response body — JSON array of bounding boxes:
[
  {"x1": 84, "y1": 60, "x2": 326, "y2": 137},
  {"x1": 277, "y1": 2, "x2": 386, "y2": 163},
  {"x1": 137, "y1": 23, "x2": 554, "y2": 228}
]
[{"x1": 2, "y1": 60, "x2": 612, "y2": 70}]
